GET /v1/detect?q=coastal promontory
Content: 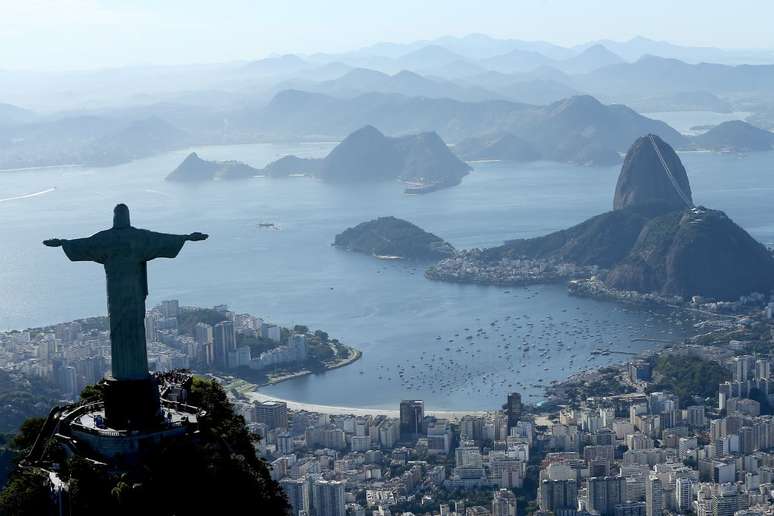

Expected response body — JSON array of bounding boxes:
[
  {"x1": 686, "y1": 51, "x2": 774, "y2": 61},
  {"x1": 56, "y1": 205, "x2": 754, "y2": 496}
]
[
  {"x1": 334, "y1": 216, "x2": 455, "y2": 260},
  {"x1": 428, "y1": 135, "x2": 774, "y2": 301},
  {"x1": 605, "y1": 207, "x2": 774, "y2": 299}
]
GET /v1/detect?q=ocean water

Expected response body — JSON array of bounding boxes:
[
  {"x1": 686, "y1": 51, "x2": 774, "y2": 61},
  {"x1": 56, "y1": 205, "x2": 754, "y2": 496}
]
[{"x1": 1, "y1": 143, "x2": 773, "y2": 410}]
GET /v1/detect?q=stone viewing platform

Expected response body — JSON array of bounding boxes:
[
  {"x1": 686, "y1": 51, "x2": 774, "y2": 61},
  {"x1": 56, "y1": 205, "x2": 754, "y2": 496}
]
[
  {"x1": 425, "y1": 249, "x2": 600, "y2": 286},
  {"x1": 25, "y1": 371, "x2": 204, "y2": 466}
]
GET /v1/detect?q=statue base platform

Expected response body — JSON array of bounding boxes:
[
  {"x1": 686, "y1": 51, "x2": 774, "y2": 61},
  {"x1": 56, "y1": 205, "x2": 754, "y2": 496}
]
[{"x1": 103, "y1": 375, "x2": 161, "y2": 430}]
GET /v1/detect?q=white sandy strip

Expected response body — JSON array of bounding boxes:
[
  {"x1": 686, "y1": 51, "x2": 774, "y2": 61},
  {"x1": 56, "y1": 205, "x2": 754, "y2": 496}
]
[
  {"x1": 0, "y1": 187, "x2": 56, "y2": 203},
  {"x1": 247, "y1": 391, "x2": 488, "y2": 419},
  {"x1": 144, "y1": 189, "x2": 174, "y2": 198}
]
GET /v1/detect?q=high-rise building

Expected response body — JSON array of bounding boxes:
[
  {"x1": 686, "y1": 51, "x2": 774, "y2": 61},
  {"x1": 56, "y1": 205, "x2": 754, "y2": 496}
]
[
  {"x1": 460, "y1": 415, "x2": 483, "y2": 441},
  {"x1": 587, "y1": 476, "x2": 625, "y2": 516},
  {"x1": 645, "y1": 474, "x2": 663, "y2": 516},
  {"x1": 505, "y1": 392, "x2": 522, "y2": 429},
  {"x1": 539, "y1": 479, "x2": 578, "y2": 513},
  {"x1": 280, "y1": 477, "x2": 310, "y2": 516},
  {"x1": 399, "y1": 400, "x2": 424, "y2": 440},
  {"x1": 261, "y1": 323, "x2": 282, "y2": 343},
  {"x1": 194, "y1": 322, "x2": 213, "y2": 345},
  {"x1": 277, "y1": 432, "x2": 294, "y2": 455},
  {"x1": 732, "y1": 355, "x2": 756, "y2": 382},
  {"x1": 492, "y1": 489, "x2": 518, "y2": 516},
  {"x1": 675, "y1": 478, "x2": 693, "y2": 513},
  {"x1": 161, "y1": 299, "x2": 179, "y2": 319},
  {"x1": 213, "y1": 320, "x2": 236, "y2": 367},
  {"x1": 628, "y1": 361, "x2": 652, "y2": 382},
  {"x1": 311, "y1": 479, "x2": 345, "y2": 516},
  {"x1": 144, "y1": 313, "x2": 159, "y2": 343},
  {"x1": 193, "y1": 322, "x2": 214, "y2": 365},
  {"x1": 711, "y1": 489, "x2": 738, "y2": 516},
  {"x1": 254, "y1": 400, "x2": 288, "y2": 430},
  {"x1": 378, "y1": 419, "x2": 399, "y2": 449},
  {"x1": 289, "y1": 333, "x2": 308, "y2": 361},
  {"x1": 686, "y1": 405, "x2": 706, "y2": 428},
  {"x1": 755, "y1": 359, "x2": 770, "y2": 381}
]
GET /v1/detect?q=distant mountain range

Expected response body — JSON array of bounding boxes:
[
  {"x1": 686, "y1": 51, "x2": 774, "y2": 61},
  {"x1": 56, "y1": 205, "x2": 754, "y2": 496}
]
[
  {"x1": 0, "y1": 114, "x2": 193, "y2": 169},
  {"x1": 1, "y1": 81, "x2": 770, "y2": 172},
  {"x1": 4, "y1": 33, "x2": 774, "y2": 117},
  {"x1": 627, "y1": 91, "x2": 733, "y2": 114},
  {"x1": 5, "y1": 32, "x2": 774, "y2": 171},
  {"x1": 573, "y1": 55, "x2": 774, "y2": 100},
  {"x1": 0, "y1": 103, "x2": 36, "y2": 127},
  {"x1": 453, "y1": 118, "x2": 774, "y2": 165},
  {"x1": 254, "y1": 92, "x2": 684, "y2": 166},
  {"x1": 279, "y1": 68, "x2": 501, "y2": 102},
  {"x1": 480, "y1": 44, "x2": 625, "y2": 75},
  {"x1": 328, "y1": 34, "x2": 774, "y2": 67}
]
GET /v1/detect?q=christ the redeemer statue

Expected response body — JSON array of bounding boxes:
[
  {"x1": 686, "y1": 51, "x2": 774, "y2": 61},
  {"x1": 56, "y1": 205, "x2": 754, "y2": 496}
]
[{"x1": 44, "y1": 204, "x2": 207, "y2": 382}]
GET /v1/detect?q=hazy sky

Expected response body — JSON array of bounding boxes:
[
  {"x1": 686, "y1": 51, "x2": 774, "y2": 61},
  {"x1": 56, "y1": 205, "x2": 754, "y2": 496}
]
[{"x1": 3, "y1": 0, "x2": 774, "y2": 71}]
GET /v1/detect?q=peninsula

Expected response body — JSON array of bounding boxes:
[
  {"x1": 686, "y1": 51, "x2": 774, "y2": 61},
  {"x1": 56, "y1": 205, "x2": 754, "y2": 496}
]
[{"x1": 427, "y1": 134, "x2": 774, "y2": 304}]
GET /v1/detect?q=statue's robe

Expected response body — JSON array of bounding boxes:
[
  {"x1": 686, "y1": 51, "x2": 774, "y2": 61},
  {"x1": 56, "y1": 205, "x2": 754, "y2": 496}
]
[{"x1": 62, "y1": 227, "x2": 187, "y2": 381}]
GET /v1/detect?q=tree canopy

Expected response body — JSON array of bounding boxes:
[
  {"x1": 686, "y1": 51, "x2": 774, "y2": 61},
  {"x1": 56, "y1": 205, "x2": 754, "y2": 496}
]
[{"x1": 0, "y1": 377, "x2": 289, "y2": 516}]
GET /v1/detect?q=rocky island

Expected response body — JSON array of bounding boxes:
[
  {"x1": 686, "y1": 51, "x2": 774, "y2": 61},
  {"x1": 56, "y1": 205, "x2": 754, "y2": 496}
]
[
  {"x1": 334, "y1": 216, "x2": 455, "y2": 260},
  {"x1": 166, "y1": 152, "x2": 261, "y2": 181},
  {"x1": 267, "y1": 125, "x2": 471, "y2": 191},
  {"x1": 168, "y1": 126, "x2": 471, "y2": 193},
  {"x1": 427, "y1": 134, "x2": 774, "y2": 303}
]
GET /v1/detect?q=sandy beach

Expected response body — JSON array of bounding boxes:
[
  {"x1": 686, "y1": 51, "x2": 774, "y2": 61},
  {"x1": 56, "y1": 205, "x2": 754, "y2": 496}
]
[{"x1": 244, "y1": 390, "x2": 488, "y2": 419}]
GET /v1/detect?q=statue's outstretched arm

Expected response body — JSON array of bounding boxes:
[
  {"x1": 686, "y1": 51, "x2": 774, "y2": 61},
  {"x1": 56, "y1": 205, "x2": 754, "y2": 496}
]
[
  {"x1": 45, "y1": 234, "x2": 107, "y2": 263},
  {"x1": 186, "y1": 232, "x2": 208, "y2": 241},
  {"x1": 139, "y1": 230, "x2": 208, "y2": 260}
]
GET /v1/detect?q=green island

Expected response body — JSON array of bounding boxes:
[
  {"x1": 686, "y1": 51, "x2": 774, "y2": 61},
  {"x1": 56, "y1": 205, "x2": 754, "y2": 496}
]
[{"x1": 334, "y1": 216, "x2": 455, "y2": 260}]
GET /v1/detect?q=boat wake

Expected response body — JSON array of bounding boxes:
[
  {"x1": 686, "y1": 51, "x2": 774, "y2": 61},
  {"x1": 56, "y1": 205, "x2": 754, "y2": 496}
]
[
  {"x1": 0, "y1": 187, "x2": 56, "y2": 203},
  {"x1": 144, "y1": 189, "x2": 174, "y2": 198}
]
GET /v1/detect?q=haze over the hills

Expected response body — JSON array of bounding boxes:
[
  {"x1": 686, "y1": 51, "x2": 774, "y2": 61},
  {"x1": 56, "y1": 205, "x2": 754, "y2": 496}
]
[
  {"x1": 5, "y1": 1, "x2": 774, "y2": 71},
  {"x1": 4, "y1": 19, "x2": 774, "y2": 172}
]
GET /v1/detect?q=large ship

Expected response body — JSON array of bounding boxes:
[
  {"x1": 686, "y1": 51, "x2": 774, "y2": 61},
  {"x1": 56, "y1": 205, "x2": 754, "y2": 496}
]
[{"x1": 403, "y1": 181, "x2": 445, "y2": 195}]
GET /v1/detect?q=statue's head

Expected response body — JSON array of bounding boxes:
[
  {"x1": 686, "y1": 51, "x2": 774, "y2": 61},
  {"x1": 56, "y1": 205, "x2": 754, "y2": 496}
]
[{"x1": 113, "y1": 204, "x2": 131, "y2": 229}]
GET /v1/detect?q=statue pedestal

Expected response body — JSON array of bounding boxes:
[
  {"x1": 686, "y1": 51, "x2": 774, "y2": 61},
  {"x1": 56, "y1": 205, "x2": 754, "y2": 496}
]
[{"x1": 103, "y1": 375, "x2": 161, "y2": 430}]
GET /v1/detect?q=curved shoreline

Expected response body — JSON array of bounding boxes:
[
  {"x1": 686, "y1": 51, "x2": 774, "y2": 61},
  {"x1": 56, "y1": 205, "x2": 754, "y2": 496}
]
[
  {"x1": 245, "y1": 388, "x2": 487, "y2": 419},
  {"x1": 258, "y1": 345, "x2": 363, "y2": 387}
]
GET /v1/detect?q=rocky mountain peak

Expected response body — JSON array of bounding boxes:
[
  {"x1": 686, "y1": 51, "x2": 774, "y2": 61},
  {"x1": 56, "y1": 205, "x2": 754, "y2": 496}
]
[{"x1": 613, "y1": 134, "x2": 693, "y2": 211}]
